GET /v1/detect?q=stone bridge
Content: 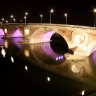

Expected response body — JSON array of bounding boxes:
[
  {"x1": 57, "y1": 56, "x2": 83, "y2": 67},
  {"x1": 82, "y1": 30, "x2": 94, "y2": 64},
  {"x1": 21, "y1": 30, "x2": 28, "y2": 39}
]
[{"x1": 0, "y1": 23, "x2": 96, "y2": 57}]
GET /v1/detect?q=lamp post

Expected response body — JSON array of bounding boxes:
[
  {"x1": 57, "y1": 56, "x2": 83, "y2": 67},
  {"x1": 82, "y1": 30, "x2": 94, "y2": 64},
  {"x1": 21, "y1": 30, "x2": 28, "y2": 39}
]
[
  {"x1": 13, "y1": 18, "x2": 16, "y2": 23},
  {"x1": 24, "y1": 12, "x2": 28, "y2": 24},
  {"x1": 64, "y1": 13, "x2": 68, "y2": 24},
  {"x1": 10, "y1": 15, "x2": 13, "y2": 23},
  {"x1": 40, "y1": 14, "x2": 43, "y2": 23},
  {"x1": 93, "y1": 9, "x2": 96, "y2": 27},
  {"x1": 1, "y1": 18, "x2": 4, "y2": 23},
  {"x1": 50, "y1": 9, "x2": 54, "y2": 24},
  {"x1": 24, "y1": 16, "x2": 26, "y2": 24}
]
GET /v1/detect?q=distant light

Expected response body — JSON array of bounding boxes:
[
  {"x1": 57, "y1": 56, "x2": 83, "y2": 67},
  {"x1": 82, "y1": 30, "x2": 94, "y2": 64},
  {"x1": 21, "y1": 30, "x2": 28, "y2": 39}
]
[
  {"x1": 25, "y1": 29, "x2": 29, "y2": 35},
  {"x1": 11, "y1": 56, "x2": 14, "y2": 63},
  {"x1": 1, "y1": 48, "x2": 6, "y2": 57},
  {"x1": 47, "y1": 77, "x2": 50, "y2": 82},
  {"x1": 71, "y1": 65, "x2": 80, "y2": 73},
  {"x1": 81, "y1": 90, "x2": 85, "y2": 96},
  {"x1": 2, "y1": 18, "x2": 4, "y2": 21},
  {"x1": 50, "y1": 9, "x2": 54, "y2": 13},
  {"x1": 4, "y1": 40, "x2": 8, "y2": 48},
  {"x1": 64, "y1": 13, "x2": 67, "y2": 17},
  {"x1": 6, "y1": 20, "x2": 8, "y2": 23},
  {"x1": 25, "y1": 12, "x2": 28, "y2": 15},
  {"x1": 24, "y1": 49, "x2": 29, "y2": 57},
  {"x1": 10, "y1": 15, "x2": 13, "y2": 18},
  {"x1": 4, "y1": 28, "x2": 7, "y2": 33},
  {"x1": 40, "y1": 14, "x2": 43, "y2": 18},
  {"x1": 25, "y1": 65, "x2": 28, "y2": 70},
  {"x1": 94, "y1": 8, "x2": 96, "y2": 13}
]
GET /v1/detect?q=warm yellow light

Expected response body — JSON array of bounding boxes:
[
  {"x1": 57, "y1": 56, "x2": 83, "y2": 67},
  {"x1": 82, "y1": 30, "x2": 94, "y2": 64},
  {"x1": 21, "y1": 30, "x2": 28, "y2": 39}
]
[
  {"x1": 40, "y1": 14, "x2": 43, "y2": 18},
  {"x1": 47, "y1": 77, "x2": 50, "y2": 82},
  {"x1": 71, "y1": 65, "x2": 80, "y2": 73},
  {"x1": 74, "y1": 35, "x2": 85, "y2": 44},
  {"x1": 81, "y1": 90, "x2": 85, "y2": 96},
  {"x1": 2, "y1": 18, "x2": 4, "y2": 21},
  {"x1": 10, "y1": 15, "x2": 13, "y2": 18},
  {"x1": 4, "y1": 40, "x2": 8, "y2": 48},
  {"x1": 50, "y1": 9, "x2": 54, "y2": 13},
  {"x1": 64, "y1": 13, "x2": 67, "y2": 17},
  {"x1": 25, "y1": 66, "x2": 28, "y2": 70},
  {"x1": 94, "y1": 8, "x2": 96, "y2": 13},
  {"x1": 1, "y1": 48, "x2": 6, "y2": 57},
  {"x1": 6, "y1": 20, "x2": 8, "y2": 23},
  {"x1": 25, "y1": 29, "x2": 29, "y2": 35},
  {"x1": 4, "y1": 28, "x2": 7, "y2": 33},
  {"x1": 24, "y1": 49, "x2": 29, "y2": 57},
  {"x1": 25, "y1": 12, "x2": 28, "y2": 15},
  {"x1": 11, "y1": 56, "x2": 14, "y2": 63}
]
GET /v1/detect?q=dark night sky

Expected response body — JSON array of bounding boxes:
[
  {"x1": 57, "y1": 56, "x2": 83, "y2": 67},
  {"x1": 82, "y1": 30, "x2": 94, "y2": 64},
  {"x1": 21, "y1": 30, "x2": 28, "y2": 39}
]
[{"x1": 0, "y1": 0, "x2": 96, "y2": 26}]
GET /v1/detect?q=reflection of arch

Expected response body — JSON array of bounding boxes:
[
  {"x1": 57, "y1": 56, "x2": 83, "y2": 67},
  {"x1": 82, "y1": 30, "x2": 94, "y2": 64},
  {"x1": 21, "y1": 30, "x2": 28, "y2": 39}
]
[
  {"x1": 0, "y1": 37, "x2": 4, "y2": 45},
  {"x1": 11, "y1": 37, "x2": 22, "y2": 48},
  {"x1": 0, "y1": 29, "x2": 4, "y2": 36},
  {"x1": 29, "y1": 42, "x2": 65, "y2": 65}
]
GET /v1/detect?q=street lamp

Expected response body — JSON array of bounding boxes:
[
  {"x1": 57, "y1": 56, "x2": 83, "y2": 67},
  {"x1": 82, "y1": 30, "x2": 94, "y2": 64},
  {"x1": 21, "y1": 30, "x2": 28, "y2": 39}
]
[
  {"x1": 13, "y1": 18, "x2": 16, "y2": 23},
  {"x1": 24, "y1": 16, "x2": 26, "y2": 24},
  {"x1": 24, "y1": 12, "x2": 28, "y2": 24},
  {"x1": 6, "y1": 20, "x2": 8, "y2": 24},
  {"x1": 1, "y1": 18, "x2": 4, "y2": 23},
  {"x1": 40, "y1": 14, "x2": 43, "y2": 23},
  {"x1": 64, "y1": 13, "x2": 68, "y2": 24},
  {"x1": 10, "y1": 15, "x2": 13, "y2": 23},
  {"x1": 93, "y1": 8, "x2": 96, "y2": 27},
  {"x1": 50, "y1": 9, "x2": 54, "y2": 24}
]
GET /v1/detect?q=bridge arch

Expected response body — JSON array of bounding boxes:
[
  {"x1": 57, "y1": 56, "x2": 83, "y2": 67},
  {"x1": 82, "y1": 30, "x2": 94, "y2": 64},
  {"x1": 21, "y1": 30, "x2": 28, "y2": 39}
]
[
  {"x1": 8, "y1": 27, "x2": 23, "y2": 37},
  {"x1": 29, "y1": 28, "x2": 69, "y2": 52},
  {"x1": 0, "y1": 28, "x2": 4, "y2": 36}
]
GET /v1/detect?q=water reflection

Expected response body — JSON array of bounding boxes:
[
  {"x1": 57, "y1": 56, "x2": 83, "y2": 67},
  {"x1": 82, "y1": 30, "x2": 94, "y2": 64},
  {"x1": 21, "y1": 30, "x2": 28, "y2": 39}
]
[
  {"x1": 1, "y1": 38, "x2": 96, "y2": 96},
  {"x1": 0, "y1": 36, "x2": 4, "y2": 46},
  {"x1": 11, "y1": 37, "x2": 22, "y2": 48},
  {"x1": 1, "y1": 47, "x2": 6, "y2": 57},
  {"x1": 28, "y1": 42, "x2": 65, "y2": 65}
]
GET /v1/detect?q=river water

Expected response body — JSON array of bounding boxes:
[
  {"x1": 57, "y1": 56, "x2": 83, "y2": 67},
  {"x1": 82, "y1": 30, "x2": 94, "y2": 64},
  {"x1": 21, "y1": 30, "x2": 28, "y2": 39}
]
[{"x1": 1, "y1": 37, "x2": 96, "y2": 96}]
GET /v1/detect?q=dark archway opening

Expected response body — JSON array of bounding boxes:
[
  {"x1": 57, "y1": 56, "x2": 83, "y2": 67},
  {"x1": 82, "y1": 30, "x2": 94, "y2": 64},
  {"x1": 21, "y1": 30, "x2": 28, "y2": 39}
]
[{"x1": 50, "y1": 33, "x2": 69, "y2": 54}]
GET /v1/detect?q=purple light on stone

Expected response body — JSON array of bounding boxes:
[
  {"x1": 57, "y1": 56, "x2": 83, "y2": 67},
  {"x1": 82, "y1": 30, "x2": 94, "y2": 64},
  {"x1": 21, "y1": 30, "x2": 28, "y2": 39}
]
[
  {"x1": 12, "y1": 37, "x2": 22, "y2": 49},
  {"x1": 11, "y1": 29, "x2": 22, "y2": 37},
  {"x1": 0, "y1": 37, "x2": 4, "y2": 45},
  {"x1": 0, "y1": 29, "x2": 4, "y2": 36},
  {"x1": 91, "y1": 46, "x2": 96, "y2": 63},
  {"x1": 40, "y1": 42, "x2": 64, "y2": 60},
  {"x1": 40, "y1": 31, "x2": 55, "y2": 42}
]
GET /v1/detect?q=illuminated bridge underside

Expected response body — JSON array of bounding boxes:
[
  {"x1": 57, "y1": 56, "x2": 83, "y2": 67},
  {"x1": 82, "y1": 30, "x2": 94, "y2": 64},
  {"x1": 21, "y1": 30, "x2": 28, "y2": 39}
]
[
  {"x1": 11, "y1": 29, "x2": 22, "y2": 37},
  {"x1": 29, "y1": 30, "x2": 55, "y2": 43},
  {"x1": 0, "y1": 29, "x2": 4, "y2": 36}
]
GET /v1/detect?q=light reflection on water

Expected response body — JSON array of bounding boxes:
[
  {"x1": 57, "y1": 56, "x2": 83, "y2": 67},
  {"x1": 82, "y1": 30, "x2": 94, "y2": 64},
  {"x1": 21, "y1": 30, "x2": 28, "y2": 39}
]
[{"x1": 1, "y1": 37, "x2": 96, "y2": 96}]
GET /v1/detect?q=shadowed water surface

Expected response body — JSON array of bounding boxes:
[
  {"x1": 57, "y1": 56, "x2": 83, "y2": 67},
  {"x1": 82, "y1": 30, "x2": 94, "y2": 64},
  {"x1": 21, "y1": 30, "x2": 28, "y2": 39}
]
[{"x1": 1, "y1": 37, "x2": 96, "y2": 96}]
